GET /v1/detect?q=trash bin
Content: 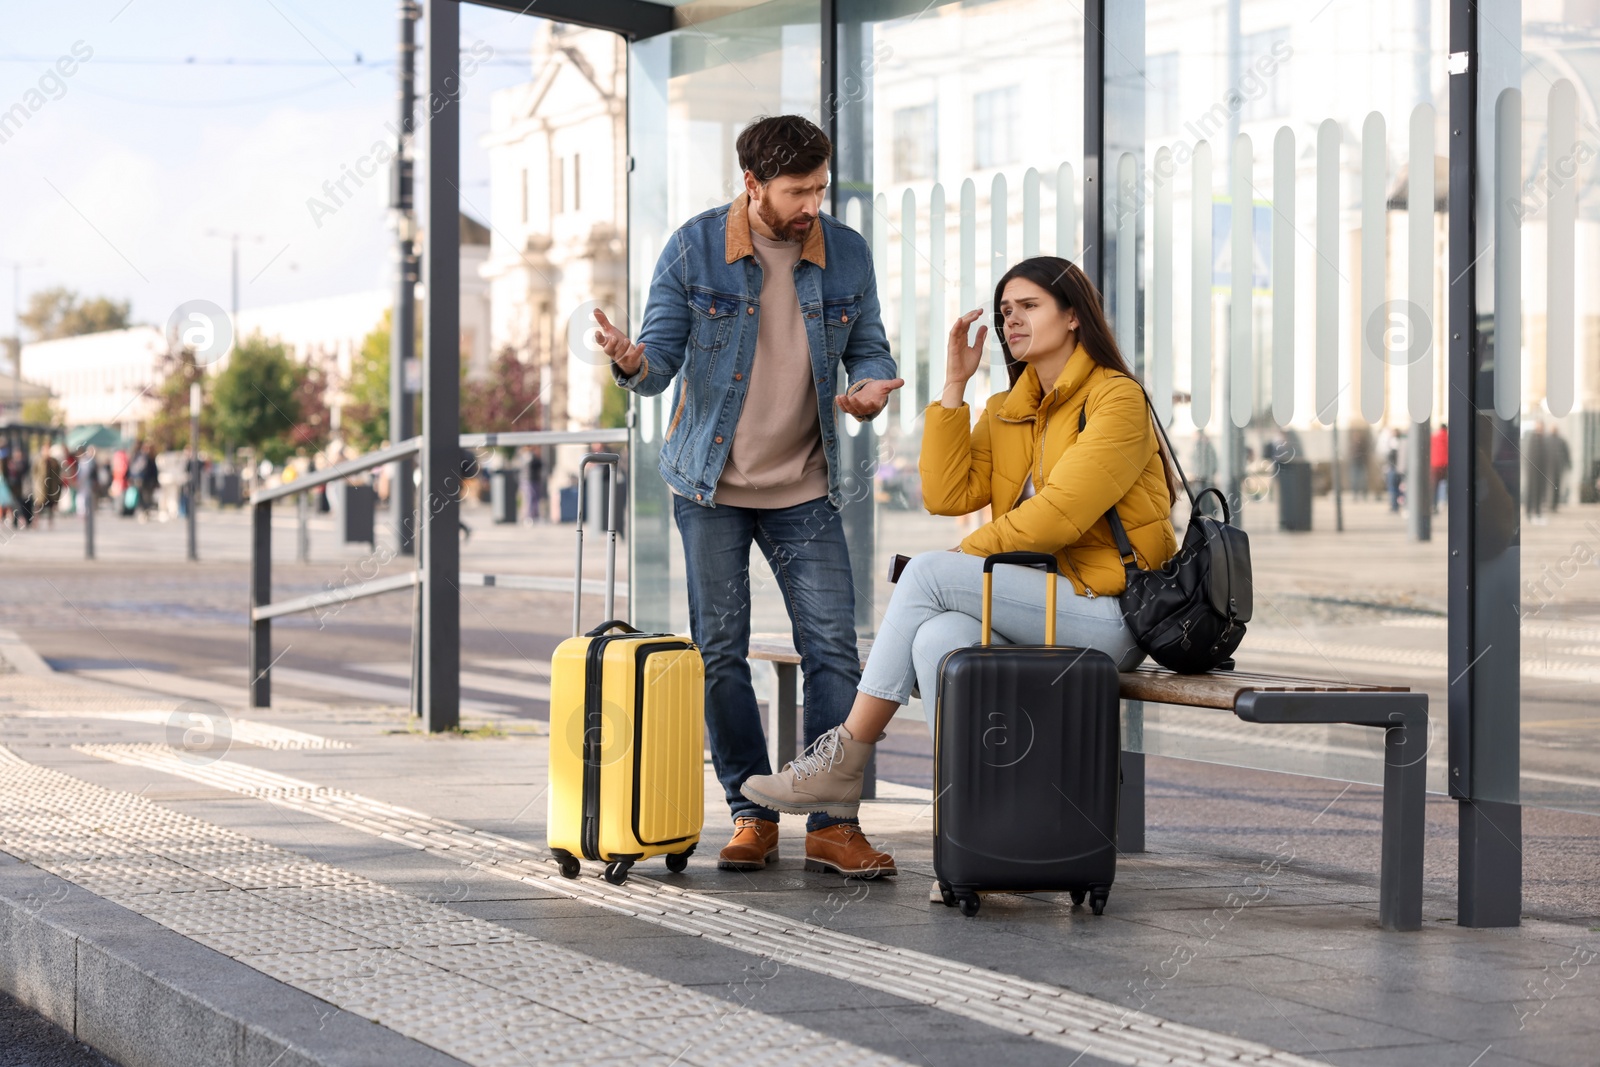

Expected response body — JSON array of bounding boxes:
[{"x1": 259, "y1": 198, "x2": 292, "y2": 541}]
[
  {"x1": 1278, "y1": 460, "x2": 1313, "y2": 532},
  {"x1": 209, "y1": 470, "x2": 241, "y2": 507},
  {"x1": 491, "y1": 469, "x2": 519, "y2": 524},
  {"x1": 342, "y1": 483, "x2": 376, "y2": 544},
  {"x1": 558, "y1": 485, "x2": 580, "y2": 523}
]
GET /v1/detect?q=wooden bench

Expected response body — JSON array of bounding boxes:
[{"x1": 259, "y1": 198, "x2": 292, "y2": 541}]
[{"x1": 747, "y1": 634, "x2": 1427, "y2": 932}]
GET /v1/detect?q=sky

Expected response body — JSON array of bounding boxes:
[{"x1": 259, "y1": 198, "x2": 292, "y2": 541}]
[{"x1": 0, "y1": 0, "x2": 553, "y2": 342}]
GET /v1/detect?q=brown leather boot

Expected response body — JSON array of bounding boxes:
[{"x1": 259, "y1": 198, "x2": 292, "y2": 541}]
[
  {"x1": 804, "y1": 823, "x2": 897, "y2": 879},
  {"x1": 717, "y1": 815, "x2": 779, "y2": 871}
]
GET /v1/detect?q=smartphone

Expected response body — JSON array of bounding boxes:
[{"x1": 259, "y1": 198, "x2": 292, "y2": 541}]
[{"x1": 887, "y1": 553, "x2": 913, "y2": 584}]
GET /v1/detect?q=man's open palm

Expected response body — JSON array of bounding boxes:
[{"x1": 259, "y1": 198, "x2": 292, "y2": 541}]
[
  {"x1": 594, "y1": 308, "x2": 644, "y2": 376},
  {"x1": 835, "y1": 377, "x2": 905, "y2": 420}
]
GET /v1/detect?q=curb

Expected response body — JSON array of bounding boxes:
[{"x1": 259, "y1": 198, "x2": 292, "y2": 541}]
[
  {"x1": 0, "y1": 628, "x2": 56, "y2": 677},
  {"x1": 0, "y1": 851, "x2": 468, "y2": 1067}
]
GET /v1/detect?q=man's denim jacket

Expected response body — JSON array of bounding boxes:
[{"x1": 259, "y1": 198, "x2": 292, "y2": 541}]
[{"x1": 612, "y1": 193, "x2": 896, "y2": 510}]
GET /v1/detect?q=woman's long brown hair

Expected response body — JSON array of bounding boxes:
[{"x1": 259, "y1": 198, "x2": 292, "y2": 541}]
[{"x1": 993, "y1": 256, "x2": 1182, "y2": 506}]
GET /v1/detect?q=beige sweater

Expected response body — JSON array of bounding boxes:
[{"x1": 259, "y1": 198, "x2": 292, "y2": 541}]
[{"x1": 715, "y1": 230, "x2": 828, "y2": 508}]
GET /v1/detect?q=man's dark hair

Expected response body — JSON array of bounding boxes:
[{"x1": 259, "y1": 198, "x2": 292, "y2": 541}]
[{"x1": 736, "y1": 115, "x2": 831, "y2": 183}]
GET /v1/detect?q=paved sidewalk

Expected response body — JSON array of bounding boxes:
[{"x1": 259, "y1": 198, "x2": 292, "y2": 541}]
[{"x1": 1, "y1": 643, "x2": 1597, "y2": 1067}]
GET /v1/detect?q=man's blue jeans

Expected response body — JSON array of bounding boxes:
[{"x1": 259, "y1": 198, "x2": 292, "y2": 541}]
[{"x1": 673, "y1": 494, "x2": 859, "y2": 833}]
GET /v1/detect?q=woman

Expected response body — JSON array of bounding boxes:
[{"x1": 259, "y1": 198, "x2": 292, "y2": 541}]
[{"x1": 741, "y1": 256, "x2": 1179, "y2": 819}]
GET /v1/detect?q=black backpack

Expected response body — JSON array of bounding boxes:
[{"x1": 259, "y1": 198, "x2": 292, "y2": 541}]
[{"x1": 1080, "y1": 394, "x2": 1253, "y2": 674}]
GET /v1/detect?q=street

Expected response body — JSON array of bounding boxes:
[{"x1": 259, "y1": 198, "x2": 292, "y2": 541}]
[{"x1": 5, "y1": 490, "x2": 1598, "y2": 813}]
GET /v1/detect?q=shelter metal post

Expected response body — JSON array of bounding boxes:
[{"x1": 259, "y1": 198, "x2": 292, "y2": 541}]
[
  {"x1": 420, "y1": 0, "x2": 462, "y2": 732},
  {"x1": 249, "y1": 500, "x2": 271, "y2": 708}
]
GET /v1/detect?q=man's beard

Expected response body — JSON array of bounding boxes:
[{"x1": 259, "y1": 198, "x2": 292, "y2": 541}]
[{"x1": 756, "y1": 198, "x2": 812, "y2": 243}]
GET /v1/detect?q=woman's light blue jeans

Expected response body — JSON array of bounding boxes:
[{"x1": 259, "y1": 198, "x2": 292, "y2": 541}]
[{"x1": 857, "y1": 551, "x2": 1141, "y2": 737}]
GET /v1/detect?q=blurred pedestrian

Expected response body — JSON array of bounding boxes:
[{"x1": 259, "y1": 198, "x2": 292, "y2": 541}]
[
  {"x1": 457, "y1": 447, "x2": 477, "y2": 540},
  {"x1": 1430, "y1": 423, "x2": 1449, "y2": 513},
  {"x1": 1347, "y1": 425, "x2": 1373, "y2": 500},
  {"x1": 131, "y1": 442, "x2": 160, "y2": 519},
  {"x1": 1525, "y1": 423, "x2": 1549, "y2": 525},
  {"x1": 6, "y1": 448, "x2": 32, "y2": 527},
  {"x1": 0, "y1": 447, "x2": 14, "y2": 525},
  {"x1": 112, "y1": 447, "x2": 130, "y2": 512},
  {"x1": 1381, "y1": 425, "x2": 1405, "y2": 514},
  {"x1": 523, "y1": 446, "x2": 546, "y2": 524},
  {"x1": 1547, "y1": 424, "x2": 1571, "y2": 513},
  {"x1": 1191, "y1": 429, "x2": 1218, "y2": 495},
  {"x1": 32, "y1": 447, "x2": 62, "y2": 529}
]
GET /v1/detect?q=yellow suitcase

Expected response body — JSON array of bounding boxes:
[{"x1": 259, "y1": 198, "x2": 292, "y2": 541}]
[{"x1": 548, "y1": 454, "x2": 704, "y2": 884}]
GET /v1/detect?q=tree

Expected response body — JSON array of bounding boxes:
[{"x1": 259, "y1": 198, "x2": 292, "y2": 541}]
[
  {"x1": 289, "y1": 358, "x2": 332, "y2": 455},
  {"x1": 342, "y1": 308, "x2": 426, "y2": 454},
  {"x1": 21, "y1": 395, "x2": 61, "y2": 426},
  {"x1": 599, "y1": 373, "x2": 628, "y2": 430},
  {"x1": 212, "y1": 335, "x2": 302, "y2": 464},
  {"x1": 143, "y1": 354, "x2": 212, "y2": 454},
  {"x1": 461, "y1": 349, "x2": 542, "y2": 434},
  {"x1": 20, "y1": 287, "x2": 132, "y2": 340},
  {"x1": 342, "y1": 312, "x2": 394, "y2": 453}
]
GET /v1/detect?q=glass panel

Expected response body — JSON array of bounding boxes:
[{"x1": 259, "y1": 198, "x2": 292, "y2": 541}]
[
  {"x1": 833, "y1": 0, "x2": 1085, "y2": 728},
  {"x1": 627, "y1": 1, "x2": 823, "y2": 634},
  {"x1": 1505, "y1": 8, "x2": 1600, "y2": 815},
  {"x1": 1129, "y1": 0, "x2": 1453, "y2": 790}
]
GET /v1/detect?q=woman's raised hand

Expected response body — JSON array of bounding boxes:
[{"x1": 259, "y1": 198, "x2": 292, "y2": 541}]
[{"x1": 943, "y1": 309, "x2": 988, "y2": 406}]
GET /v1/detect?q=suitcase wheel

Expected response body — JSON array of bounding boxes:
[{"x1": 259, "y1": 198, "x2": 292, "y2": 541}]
[
  {"x1": 1069, "y1": 889, "x2": 1087, "y2": 907},
  {"x1": 603, "y1": 860, "x2": 633, "y2": 885},
  {"x1": 665, "y1": 851, "x2": 690, "y2": 874},
  {"x1": 938, "y1": 882, "x2": 956, "y2": 908},
  {"x1": 957, "y1": 893, "x2": 981, "y2": 918},
  {"x1": 1089, "y1": 886, "x2": 1110, "y2": 916},
  {"x1": 554, "y1": 851, "x2": 581, "y2": 880}
]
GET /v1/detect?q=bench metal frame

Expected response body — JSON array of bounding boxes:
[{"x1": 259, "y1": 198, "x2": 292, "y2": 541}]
[{"x1": 1234, "y1": 690, "x2": 1428, "y2": 932}]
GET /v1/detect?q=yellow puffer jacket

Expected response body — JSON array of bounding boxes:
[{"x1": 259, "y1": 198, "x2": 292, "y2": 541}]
[{"x1": 919, "y1": 345, "x2": 1179, "y2": 597}]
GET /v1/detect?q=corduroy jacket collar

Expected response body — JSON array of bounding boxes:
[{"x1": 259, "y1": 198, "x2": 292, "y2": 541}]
[{"x1": 724, "y1": 192, "x2": 827, "y2": 268}]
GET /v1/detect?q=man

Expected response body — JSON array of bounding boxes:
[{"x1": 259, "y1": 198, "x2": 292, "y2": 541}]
[
  {"x1": 32, "y1": 446, "x2": 63, "y2": 529},
  {"x1": 1525, "y1": 423, "x2": 1549, "y2": 524},
  {"x1": 1546, "y1": 424, "x2": 1571, "y2": 514},
  {"x1": 523, "y1": 447, "x2": 545, "y2": 524},
  {"x1": 595, "y1": 115, "x2": 903, "y2": 878}
]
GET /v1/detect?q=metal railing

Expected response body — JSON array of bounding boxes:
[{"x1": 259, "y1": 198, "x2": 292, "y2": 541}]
[{"x1": 247, "y1": 428, "x2": 629, "y2": 712}]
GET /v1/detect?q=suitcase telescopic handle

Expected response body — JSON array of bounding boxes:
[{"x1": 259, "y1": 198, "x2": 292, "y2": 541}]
[
  {"x1": 573, "y1": 452, "x2": 621, "y2": 636},
  {"x1": 980, "y1": 552, "x2": 1058, "y2": 647}
]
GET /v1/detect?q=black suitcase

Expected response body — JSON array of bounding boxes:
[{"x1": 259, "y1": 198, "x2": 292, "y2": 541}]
[{"x1": 933, "y1": 551, "x2": 1122, "y2": 918}]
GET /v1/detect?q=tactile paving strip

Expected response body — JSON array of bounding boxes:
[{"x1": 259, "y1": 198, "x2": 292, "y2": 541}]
[
  {"x1": 0, "y1": 747, "x2": 907, "y2": 1067},
  {"x1": 0, "y1": 708, "x2": 348, "y2": 749},
  {"x1": 78, "y1": 743, "x2": 1326, "y2": 1067}
]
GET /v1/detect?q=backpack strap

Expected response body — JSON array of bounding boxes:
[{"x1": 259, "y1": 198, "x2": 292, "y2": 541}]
[{"x1": 1079, "y1": 404, "x2": 1139, "y2": 571}]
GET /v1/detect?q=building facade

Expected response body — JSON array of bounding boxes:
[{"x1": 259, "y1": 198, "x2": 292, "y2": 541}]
[
  {"x1": 481, "y1": 21, "x2": 627, "y2": 437},
  {"x1": 18, "y1": 326, "x2": 166, "y2": 438}
]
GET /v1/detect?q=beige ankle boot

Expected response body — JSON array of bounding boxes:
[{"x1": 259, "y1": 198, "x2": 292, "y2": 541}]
[{"x1": 739, "y1": 725, "x2": 878, "y2": 819}]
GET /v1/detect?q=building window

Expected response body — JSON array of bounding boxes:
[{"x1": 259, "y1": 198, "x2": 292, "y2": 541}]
[
  {"x1": 520, "y1": 167, "x2": 529, "y2": 224},
  {"x1": 973, "y1": 86, "x2": 1020, "y2": 170},
  {"x1": 551, "y1": 155, "x2": 565, "y2": 218},
  {"x1": 892, "y1": 104, "x2": 937, "y2": 182},
  {"x1": 1240, "y1": 30, "x2": 1290, "y2": 121},
  {"x1": 1148, "y1": 52, "x2": 1180, "y2": 140},
  {"x1": 572, "y1": 153, "x2": 581, "y2": 212}
]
